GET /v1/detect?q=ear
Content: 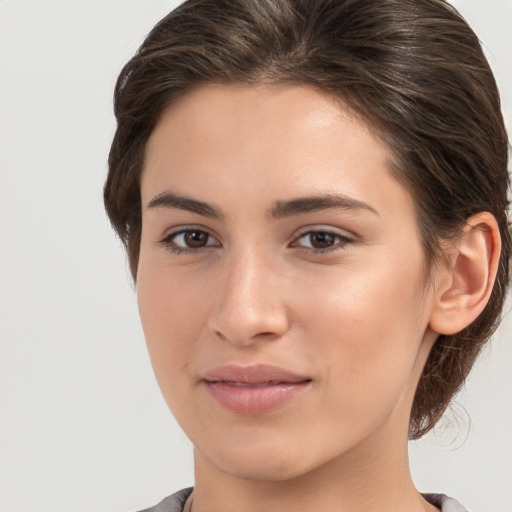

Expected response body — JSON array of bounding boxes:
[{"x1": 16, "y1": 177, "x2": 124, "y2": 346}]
[{"x1": 429, "y1": 212, "x2": 501, "y2": 335}]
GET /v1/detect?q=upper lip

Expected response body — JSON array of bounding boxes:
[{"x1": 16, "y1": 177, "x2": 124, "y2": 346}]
[{"x1": 202, "y1": 364, "x2": 311, "y2": 384}]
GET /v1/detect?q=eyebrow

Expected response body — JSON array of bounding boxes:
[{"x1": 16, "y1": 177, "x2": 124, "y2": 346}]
[
  {"x1": 270, "y1": 194, "x2": 379, "y2": 218},
  {"x1": 147, "y1": 191, "x2": 224, "y2": 219},
  {"x1": 146, "y1": 191, "x2": 378, "y2": 219}
]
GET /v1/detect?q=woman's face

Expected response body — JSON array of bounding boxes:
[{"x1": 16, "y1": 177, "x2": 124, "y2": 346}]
[{"x1": 137, "y1": 84, "x2": 439, "y2": 482}]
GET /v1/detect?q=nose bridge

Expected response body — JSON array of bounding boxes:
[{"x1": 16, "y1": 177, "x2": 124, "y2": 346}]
[{"x1": 210, "y1": 245, "x2": 288, "y2": 345}]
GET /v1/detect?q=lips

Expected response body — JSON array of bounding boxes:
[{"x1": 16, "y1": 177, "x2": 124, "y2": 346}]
[{"x1": 202, "y1": 364, "x2": 312, "y2": 415}]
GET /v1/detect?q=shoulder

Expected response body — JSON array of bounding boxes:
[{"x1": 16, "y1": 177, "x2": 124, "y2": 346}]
[
  {"x1": 423, "y1": 493, "x2": 469, "y2": 512},
  {"x1": 136, "y1": 488, "x2": 193, "y2": 512}
]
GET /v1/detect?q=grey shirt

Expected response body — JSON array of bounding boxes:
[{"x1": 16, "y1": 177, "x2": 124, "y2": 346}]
[{"x1": 137, "y1": 488, "x2": 469, "y2": 512}]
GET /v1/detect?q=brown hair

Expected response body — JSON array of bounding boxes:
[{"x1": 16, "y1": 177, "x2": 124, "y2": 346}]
[{"x1": 104, "y1": 0, "x2": 511, "y2": 439}]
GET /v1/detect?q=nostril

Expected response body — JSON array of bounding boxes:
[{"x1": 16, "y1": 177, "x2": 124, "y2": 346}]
[
  {"x1": 213, "y1": 330, "x2": 229, "y2": 342},
  {"x1": 212, "y1": 328, "x2": 283, "y2": 346}
]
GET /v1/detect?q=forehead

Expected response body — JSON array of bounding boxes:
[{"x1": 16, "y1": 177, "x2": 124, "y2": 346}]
[
  {"x1": 142, "y1": 83, "x2": 395, "y2": 198},
  {"x1": 152, "y1": 83, "x2": 364, "y2": 136}
]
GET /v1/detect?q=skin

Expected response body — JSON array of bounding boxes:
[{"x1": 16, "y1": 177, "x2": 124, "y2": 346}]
[{"x1": 136, "y1": 83, "x2": 487, "y2": 512}]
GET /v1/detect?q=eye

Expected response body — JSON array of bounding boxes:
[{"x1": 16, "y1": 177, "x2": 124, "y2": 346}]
[
  {"x1": 291, "y1": 229, "x2": 353, "y2": 252},
  {"x1": 159, "y1": 228, "x2": 220, "y2": 253}
]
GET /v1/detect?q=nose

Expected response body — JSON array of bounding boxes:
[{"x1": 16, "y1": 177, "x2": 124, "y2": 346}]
[{"x1": 208, "y1": 251, "x2": 289, "y2": 346}]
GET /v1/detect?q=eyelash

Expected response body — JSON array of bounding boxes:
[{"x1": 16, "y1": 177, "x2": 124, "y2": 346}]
[
  {"x1": 158, "y1": 228, "x2": 354, "y2": 254},
  {"x1": 158, "y1": 228, "x2": 219, "y2": 254},
  {"x1": 291, "y1": 230, "x2": 354, "y2": 253}
]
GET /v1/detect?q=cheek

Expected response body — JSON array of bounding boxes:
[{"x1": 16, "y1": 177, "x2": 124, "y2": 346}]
[
  {"x1": 136, "y1": 266, "x2": 214, "y2": 396},
  {"x1": 293, "y1": 252, "x2": 429, "y2": 391}
]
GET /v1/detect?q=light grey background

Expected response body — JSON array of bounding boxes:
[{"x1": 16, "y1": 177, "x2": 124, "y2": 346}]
[{"x1": 0, "y1": 1, "x2": 510, "y2": 511}]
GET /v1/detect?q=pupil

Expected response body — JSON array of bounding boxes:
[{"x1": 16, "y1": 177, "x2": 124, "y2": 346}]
[
  {"x1": 185, "y1": 231, "x2": 207, "y2": 247},
  {"x1": 311, "y1": 232, "x2": 334, "y2": 248}
]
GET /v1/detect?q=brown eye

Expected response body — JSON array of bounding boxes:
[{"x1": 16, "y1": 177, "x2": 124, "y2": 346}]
[
  {"x1": 309, "y1": 231, "x2": 336, "y2": 249},
  {"x1": 183, "y1": 230, "x2": 209, "y2": 248},
  {"x1": 292, "y1": 229, "x2": 352, "y2": 252},
  {"x1": 160, "y1": 228, "x2": 219, "y2": 253}
]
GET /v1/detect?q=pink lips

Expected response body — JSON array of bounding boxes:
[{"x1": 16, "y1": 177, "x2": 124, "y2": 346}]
[{"x1": 202, "y1": 364, "x2": 311, "y2": 415}]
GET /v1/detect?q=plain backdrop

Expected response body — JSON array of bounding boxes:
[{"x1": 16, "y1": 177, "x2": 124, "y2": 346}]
[{"x1": 0, "y1": 1, "x2": 511, "y2": 511}]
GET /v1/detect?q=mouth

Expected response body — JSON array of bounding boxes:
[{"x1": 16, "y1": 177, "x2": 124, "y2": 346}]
[{"x1": 202, "y1": 364, "x2": 312, "y2": 415}]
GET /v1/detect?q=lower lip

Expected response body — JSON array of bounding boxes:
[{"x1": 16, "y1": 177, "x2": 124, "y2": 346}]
[{"x1": 204, "y1": 381, "x2": 311, "y2": 415}]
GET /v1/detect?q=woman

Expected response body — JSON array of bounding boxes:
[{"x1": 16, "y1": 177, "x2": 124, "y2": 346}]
[{"x1": 104, "y1": 0, "x2": 511, "y2": 511}]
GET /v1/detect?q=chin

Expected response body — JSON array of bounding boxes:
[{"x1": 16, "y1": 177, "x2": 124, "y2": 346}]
[
  {"x1": 194, "y1": 428, "x2": 336, "y2": 484},
  {"x1": 211, "y1": 450, "x2": 313, "y2": 482}
]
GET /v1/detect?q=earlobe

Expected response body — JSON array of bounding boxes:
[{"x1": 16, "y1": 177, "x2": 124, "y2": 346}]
[{"x1": 429, "y1": 212, "x2": 501, "y2": 335}]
